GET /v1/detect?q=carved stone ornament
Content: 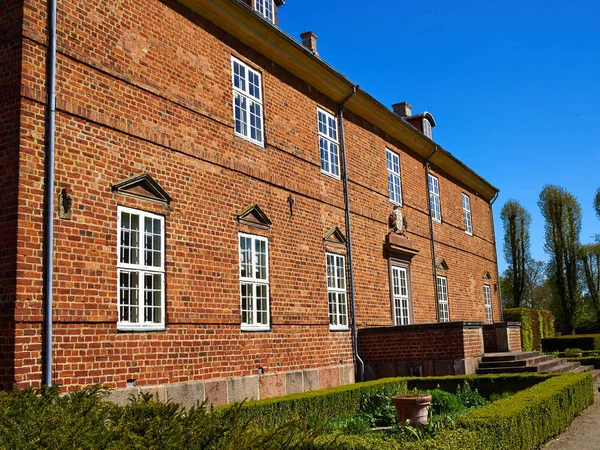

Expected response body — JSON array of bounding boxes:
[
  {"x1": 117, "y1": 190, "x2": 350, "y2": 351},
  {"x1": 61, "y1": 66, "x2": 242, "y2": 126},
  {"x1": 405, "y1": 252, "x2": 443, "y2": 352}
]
[{"x1": 389, "y1": 205, "x2": 408, "y2": 237}]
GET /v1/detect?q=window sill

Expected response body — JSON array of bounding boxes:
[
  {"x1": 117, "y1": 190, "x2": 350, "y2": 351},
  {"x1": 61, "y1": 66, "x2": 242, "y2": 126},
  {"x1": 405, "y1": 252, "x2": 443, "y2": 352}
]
[
  {"x1": 465, "y1": 231, "x2": 473, "y2": 236},
  {"x1": 117, "y1": 326, "x2": 167, "y2": 332},
  {"x1": 241, "y1": 326, "x2": 271, "y2": 332},
  {"x1": 329, "y1": 326, "x2": 350, "y2": 332},
  {"x1": 389, "y1": 199, "x2": 403, "y2": 207},
  {"x1": 320, "y1": 169, "x2": 341, "y2": 181},
  {"x1": 235, "y1": 131, "x2": 265, "y2": 148}
]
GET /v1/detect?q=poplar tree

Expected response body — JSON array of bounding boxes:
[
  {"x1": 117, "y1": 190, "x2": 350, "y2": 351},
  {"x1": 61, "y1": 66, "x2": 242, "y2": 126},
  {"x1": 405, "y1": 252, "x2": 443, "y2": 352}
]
[
  {"x1": 538, "y1": 185, "x2": 582, "y2": 333},
  {"x1": 579, "y1": 243, "x2": 600, "y2": 320},
  {"x1": 500, "y1": 200, "x2": 531, "y2": 308}
]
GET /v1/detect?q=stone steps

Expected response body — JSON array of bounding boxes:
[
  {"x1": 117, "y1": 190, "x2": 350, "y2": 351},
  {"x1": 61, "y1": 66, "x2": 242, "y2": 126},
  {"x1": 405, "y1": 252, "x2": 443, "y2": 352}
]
[{"x1": 476, "y1": 351, "x2": 595, "y2": 376}]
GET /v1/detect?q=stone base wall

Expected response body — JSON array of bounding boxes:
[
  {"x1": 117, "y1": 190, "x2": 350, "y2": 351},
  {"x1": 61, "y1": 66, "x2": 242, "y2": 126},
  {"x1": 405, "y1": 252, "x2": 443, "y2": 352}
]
[
  {"x1": 358, "y1": 322, "x2": 484, "y2": 380},
  {"x1": 104, "y1": 364, "x2": 355, "y2": 408}
]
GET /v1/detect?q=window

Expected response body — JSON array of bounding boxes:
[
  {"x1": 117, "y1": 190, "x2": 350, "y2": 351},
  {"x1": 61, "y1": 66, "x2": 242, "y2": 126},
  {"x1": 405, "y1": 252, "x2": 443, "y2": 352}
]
[
  {"x1": 117, "y1": 207, "x2": 165, "y2": 330},
  {"x1": 423, "y1": 118, "x2": 432, "y2": 138},
  {"x1": 232, "y1": 57, "x2": 264, "y2": 146},
  {"x1": 391, "y1": 266, "x2": 411, "y2": 325},
  {"x1": 318, "y1": 108, "x2": 340, "y2": 179},
  {"x1": 326, "y1": 253, "x2": 348, "y2": 329},
  {"x1": 437, "y1": 276, "x2": 449, "y2": 322},
  {"x1": 484, "y1": 285, "x2": 493, "y2": 324},
  {"x1": 428, "y1": 174, "x2": 441, "y2": 222},
  {"x1": 462, "y1": 193, "x2": 473, "y2": 235},
  {"x1": 239, "y1": 233, "x2": 270, "y2": 330},
  {"x1": 386, "y1": 149, "x2": 402, "y2": 205},
  {"x1": 254, "y1": 0, "x2": 275, "y2": 23}
]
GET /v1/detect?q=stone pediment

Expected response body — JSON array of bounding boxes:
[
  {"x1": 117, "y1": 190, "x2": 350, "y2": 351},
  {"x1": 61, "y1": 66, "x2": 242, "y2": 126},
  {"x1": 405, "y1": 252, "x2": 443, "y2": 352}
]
[
  {"x1": 111, "y1": 174, "x2": 171, "y2": 204},
  {"x1": 237, "y1": 203, "x2": 272, "y2": 229},
  {"x1": 436, "y1": 258, "x2": 449, "y2": 271},
  {"x1": 323, "y1": 227, "x2": 347, "y2": 246}
]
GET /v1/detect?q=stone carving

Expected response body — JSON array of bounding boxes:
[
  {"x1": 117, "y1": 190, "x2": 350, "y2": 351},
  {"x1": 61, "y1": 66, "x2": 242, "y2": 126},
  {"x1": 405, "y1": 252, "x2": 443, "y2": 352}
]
[{"x1": 389, "y1": 205, "x2": 408, "y2": 237}]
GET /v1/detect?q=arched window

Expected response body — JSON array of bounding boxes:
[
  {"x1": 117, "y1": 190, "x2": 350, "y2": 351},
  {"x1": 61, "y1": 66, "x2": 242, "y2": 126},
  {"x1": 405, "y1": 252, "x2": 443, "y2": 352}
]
[{"x1": 423, "y1": 118, "x2": 432, "y2": 138}]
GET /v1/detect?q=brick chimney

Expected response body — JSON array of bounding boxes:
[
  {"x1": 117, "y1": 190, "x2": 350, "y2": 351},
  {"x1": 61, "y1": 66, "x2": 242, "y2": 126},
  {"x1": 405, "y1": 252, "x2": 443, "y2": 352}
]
[
  {"x1": 392, "y1": 102, "x2": 412, "y2": 118},
  {"x1": 300, "y1": 31, "x2": 318, "y2": 56}
]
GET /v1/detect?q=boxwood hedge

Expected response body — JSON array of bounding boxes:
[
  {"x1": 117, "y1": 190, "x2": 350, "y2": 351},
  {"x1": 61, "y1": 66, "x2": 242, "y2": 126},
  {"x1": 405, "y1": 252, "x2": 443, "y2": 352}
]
[
  {"x1": 542, "y1": 334, "x2": 600, "y2": 351},
  {"x1": 311, "y1": 372, "x2": 593, "y2": 450}
]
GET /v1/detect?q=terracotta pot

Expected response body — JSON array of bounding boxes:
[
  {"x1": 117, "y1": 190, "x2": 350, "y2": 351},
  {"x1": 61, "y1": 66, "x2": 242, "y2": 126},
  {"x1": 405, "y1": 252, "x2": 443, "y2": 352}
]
[{"x1": 392, "y1": 394, "x2": 432, "y2": 426}]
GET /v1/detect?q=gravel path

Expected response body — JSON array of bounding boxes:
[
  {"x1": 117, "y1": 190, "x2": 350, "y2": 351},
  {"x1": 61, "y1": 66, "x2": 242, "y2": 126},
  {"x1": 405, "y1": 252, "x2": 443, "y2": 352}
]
[{"x1": 543, "y1": 389, "x2": 600, "y2": 450}]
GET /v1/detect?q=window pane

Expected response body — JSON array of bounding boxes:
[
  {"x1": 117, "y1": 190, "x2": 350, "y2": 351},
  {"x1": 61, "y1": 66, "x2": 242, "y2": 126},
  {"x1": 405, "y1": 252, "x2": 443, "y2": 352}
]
[
  {"x1": 338, "y1": 293, "x2": 348, "y2": 326},
  {"x1": 119, "y1": 271, "x2": 139, "y2": 323},
  {"x1": 241, "y1": 283, "x2": 253, "y2": 325},
  {"x1": 256, "y1": 284, "x2": 268, "y2": 325},
  {"x1": 328, "y1": 292, "x2": 337, "y2": 325}
]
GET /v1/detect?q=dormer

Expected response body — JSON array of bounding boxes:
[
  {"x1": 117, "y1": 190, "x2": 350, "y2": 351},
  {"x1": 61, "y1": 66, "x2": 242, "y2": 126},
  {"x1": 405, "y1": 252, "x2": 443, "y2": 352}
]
[
  {"x1": 392, "y1": 102, "x2": 436, "y2": 140},
  {"x1": 241, "y1": 0, "x2": 284, "y2": 26}
]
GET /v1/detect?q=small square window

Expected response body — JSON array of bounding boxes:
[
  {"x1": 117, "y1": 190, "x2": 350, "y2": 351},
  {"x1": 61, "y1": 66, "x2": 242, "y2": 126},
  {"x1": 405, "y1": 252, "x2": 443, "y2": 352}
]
[{"x1": 254, "y1": 0, "x2": 275, "y2": 24}]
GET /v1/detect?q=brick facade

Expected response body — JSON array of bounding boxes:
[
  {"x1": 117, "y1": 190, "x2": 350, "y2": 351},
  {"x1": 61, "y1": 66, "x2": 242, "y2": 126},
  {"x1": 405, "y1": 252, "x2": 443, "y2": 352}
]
[{"x1": 2, "y1": 0, "x2": 501, "y2": 399}]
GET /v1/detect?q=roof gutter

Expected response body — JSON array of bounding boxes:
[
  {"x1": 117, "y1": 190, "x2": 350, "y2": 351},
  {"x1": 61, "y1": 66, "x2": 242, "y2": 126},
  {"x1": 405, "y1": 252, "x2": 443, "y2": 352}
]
[{"x1": 338, "y1": 85, "x2": 364, "y2": 382}]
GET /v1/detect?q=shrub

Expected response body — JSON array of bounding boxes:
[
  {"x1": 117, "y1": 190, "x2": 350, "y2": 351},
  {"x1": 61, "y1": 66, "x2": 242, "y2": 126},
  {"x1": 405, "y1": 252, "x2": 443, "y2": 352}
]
[
  {"x1": 429, "y1": 389, "x2": 463, "y2": 416},
  {"x1": 566, "y1": 357, "x2": 600, "y2": 369},
  {"x1": 504, "y1": 308, "x2": 555, "y2": 351},
  {"x1": 454, "y1": 382, "x2": 488, "y2": 409},
  {"x1": 542, "y1": 334, "x2": 600, "y2": 352}
]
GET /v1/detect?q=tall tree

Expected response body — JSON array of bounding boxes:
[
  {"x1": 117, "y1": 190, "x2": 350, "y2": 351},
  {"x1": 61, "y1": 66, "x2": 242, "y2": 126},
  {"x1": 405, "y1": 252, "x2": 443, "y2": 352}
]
[
  {"x1": 579, "y1": 243, "x2": 600, "y2": 319},
  {"x1": 500, "y1": 200, "x2": 532, "y2": 308},
  {"x1": 594, "y1": 187, "x2": 600, "y2": 221},
  {"x1": 538, "y1": 185, "x2": 582, "y2": 334}
]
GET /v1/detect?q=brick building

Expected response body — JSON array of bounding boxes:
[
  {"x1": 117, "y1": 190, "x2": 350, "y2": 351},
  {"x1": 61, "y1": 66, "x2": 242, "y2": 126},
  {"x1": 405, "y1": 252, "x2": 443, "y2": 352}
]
[{"x1": 1, "y1": 0, "x2": 503, "y2": 404}]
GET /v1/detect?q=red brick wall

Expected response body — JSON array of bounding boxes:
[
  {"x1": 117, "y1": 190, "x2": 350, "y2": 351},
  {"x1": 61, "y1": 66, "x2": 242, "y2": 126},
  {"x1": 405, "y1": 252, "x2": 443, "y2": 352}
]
[
  {"x1": 508, "y1": 326, "x2": 522, "y2": 352},
  {"x1": 10, "y1": 0, "x2": 501, "y2": 389},
  {"x1": 0, "y1": 0, "x2": 25, "y2": 389},
  {"x1": 358, "y1": 322, "x2": 483, "y2": 362}
]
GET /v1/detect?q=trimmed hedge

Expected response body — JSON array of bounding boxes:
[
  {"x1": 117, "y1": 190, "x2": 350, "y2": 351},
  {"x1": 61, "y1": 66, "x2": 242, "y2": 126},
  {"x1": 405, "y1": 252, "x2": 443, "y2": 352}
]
[
  {"x1": 542, "y1": 334, "x2": 600, "y2": 352},
  {"x1": 504, "y1": 308, "x2": 555, "y2": 351},
  {"x1": 234, "y1": 374, "x2": 553, "y2": 428},
  {"x1": 312, "y1": 372, "x2": 593, "y2": 450}
]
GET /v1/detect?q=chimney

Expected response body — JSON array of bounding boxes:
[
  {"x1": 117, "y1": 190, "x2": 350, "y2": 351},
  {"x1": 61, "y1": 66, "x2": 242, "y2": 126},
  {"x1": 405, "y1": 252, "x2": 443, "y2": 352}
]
[
  {"x1": 392, "y1": 102, "x2": 412, "y2": 118},
  {"x1": 300, "y1": 31, "x2": 318, "y2": 56}
]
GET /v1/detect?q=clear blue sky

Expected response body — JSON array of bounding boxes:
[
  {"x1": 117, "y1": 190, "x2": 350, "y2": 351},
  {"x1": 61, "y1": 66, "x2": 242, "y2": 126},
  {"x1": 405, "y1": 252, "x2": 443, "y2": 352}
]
[{"x1": 279, "y1": 0, "x2": 600, "y2": 272}]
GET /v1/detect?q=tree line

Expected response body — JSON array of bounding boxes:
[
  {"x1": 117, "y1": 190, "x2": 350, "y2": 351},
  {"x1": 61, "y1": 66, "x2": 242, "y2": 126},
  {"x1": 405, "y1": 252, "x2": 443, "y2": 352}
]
[{"x1": 500, "y1": 186, "x2": 600, "y2": 334}]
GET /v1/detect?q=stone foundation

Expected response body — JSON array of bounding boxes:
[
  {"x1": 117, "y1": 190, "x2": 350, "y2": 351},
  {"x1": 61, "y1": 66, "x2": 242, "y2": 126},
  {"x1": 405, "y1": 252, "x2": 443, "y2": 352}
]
[{"x1": 104, "y1": 364, "x2": 355, "y2": 408}]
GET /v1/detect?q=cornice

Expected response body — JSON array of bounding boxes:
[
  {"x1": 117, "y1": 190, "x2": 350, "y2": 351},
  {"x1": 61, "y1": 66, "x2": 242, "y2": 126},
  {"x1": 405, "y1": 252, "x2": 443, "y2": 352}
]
[{"x1": 177, "y1": 0, "x2": 499, "y2": 202}]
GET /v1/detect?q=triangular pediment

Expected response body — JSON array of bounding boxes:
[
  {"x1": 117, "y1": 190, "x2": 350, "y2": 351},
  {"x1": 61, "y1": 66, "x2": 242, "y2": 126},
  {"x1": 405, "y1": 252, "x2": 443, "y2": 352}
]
[
  {"x1": 436, "y1": 258, "x2": 449, "y2": 271},
  {"x1": 237, "y1": 203, "x2": 272, "y2": 229},
  {"x1": 111, "y1": 174, "x2": 172, "y2": 204},
  {"x1": 482, "y1": 271, "x2": 492, "y2": 280},
  {"x1": 324, "y1": 227, "x2": 347, "y2": 246}
]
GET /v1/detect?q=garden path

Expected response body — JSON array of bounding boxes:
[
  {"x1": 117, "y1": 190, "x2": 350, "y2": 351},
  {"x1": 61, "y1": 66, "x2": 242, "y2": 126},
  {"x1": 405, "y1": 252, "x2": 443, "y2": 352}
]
[{"x1": 543, "y1": 388, "x2": 600, "y2": 450}]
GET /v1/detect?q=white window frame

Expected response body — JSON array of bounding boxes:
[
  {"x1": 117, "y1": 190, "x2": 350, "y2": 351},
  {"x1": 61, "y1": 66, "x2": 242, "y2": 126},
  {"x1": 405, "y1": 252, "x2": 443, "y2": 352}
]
[
  {"x1": 326, "y1": 252, "x2": 348, "y2": 330},
  {"x1": 253, "y1": 0, "x2": 275, "y2": 23},
  {"x1": 239, "y1": 233, "x2": 270, "y2": 331},
  {"x1": 462, "y1": 193, "x2": 473, "y2": 235},
  {"x1": 428, "y1": 174, "x2": 442, "y2": 222},
  {"x1": 484, "y1": 284, "x2": 493, "y2": 324},
  {"x1": 423, "y1": 118, "x2": 432, "y2": 138},
  {"x1": 231, "y1": 57, "x2": 264, "y2": 146},
  {"x1": 117, "y1": 206, "x2": 165, "y2": 331},
  {"x1": 391, "y1": 266, "x2": 411, "y2": 325},
  {"x1": 386, "y1": 149, "x2": 402, "y2": 206},
  {"x1": 318, "y1": 108, "x2": 340, "y2": 179},
  {"x1": 437, "y1": 276, "x2": 449, "y2": 322}
]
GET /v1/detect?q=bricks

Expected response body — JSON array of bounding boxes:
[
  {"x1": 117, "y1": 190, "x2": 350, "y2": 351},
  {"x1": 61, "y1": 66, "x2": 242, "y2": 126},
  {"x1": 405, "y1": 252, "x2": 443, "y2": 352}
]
[{"x1": 1, "y1": 0, "x2": 501, "y2": 392}]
